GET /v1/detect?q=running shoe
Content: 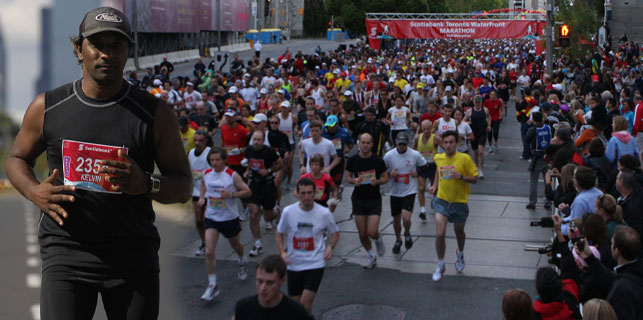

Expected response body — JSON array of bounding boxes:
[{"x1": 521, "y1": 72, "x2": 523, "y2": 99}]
[
  {"x1": 404, "y1": 235, "x2": 413, "y2": 249},
  {"x1": 455, "y1": 250, "x2": 465, "y2": 272},
  {"x1": 392, "y1": 240, "x2": 402, "y2": 254},
  {"x1": 544, "y1": 203, "x2": 552, "y2": 210},
  {"x1": 478, "y1": 170, "x2": 484, "y2": 179},
  {"x1": 432, "y1": 265, "x2": 446, "y2": 282},
  {"x1": 419, "y1": 209, "x2": 427, "y2": 221},
  {"x1": 200, "y1": 284, "x2": 220, "y2": 301},
  {"x1": 237, "y1": 258, "x2": 248, "y2": 280},
  {"x1": 239, "y1": 207, "x2": 249, "y2": 221},
  {"x1": 362, "y1": 255, "x2": 377, "y2": 269},
  {"x1": 526, "y1": 203, "x2": 536, "y2": 210},
  {"x1": 249, "y1": 244, "x2": 263, "y2": 257},
  {"x1": 375, "y1": 237, "x2": 385, "y2": 257},
  {"x1": 195, "y1": 243, "x2": 205, "y2": 256}
]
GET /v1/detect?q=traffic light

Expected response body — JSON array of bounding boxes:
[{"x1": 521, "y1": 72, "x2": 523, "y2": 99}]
[{"x1": 559, "y1": 24, "x2": 570, "y2": 47}]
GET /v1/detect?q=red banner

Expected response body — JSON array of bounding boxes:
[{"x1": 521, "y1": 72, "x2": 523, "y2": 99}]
[{"x1": 366, "y1": 19, "x2": 545, "y2": 50}]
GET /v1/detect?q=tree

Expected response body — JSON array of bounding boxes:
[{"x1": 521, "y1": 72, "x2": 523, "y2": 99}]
[
  {"x1": 304, "y1": 0, "x2": 329, "y2": 37},
  {"x1": 555, "y1": 0, "x2": 599, "y2": 59}
]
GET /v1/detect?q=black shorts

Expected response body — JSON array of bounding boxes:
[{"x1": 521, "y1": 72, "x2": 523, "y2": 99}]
[
  {"x1": 417, "y1": 163, "x2": 436, "y2": 181},
  {"x1": 41, "y1": 265, "x2": 159, "y2": 320},
  {"x1": 390, "y1": 194, "x2": 416, "y2": 216},
  {"x1": 351, "y1": 195, "x2": 382, "y2": 216},
  {"x1": 204, "y1": 218, "x2": 242, "y2": 238},
  {"x1": 471, "y1": 131, "x2": 487, "y2": 150},
  {"x1": 248, "y1": 184, "x2": 277, "y2": 210},
  {"x1": 391, "y1": 129, "x2": 407, "y2": 142},
  {"x1": 287, "y1": 268, "x2": 325, "y2": 296}
]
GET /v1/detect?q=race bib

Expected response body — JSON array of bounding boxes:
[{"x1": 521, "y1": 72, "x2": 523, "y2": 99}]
[
  {"x1": 225, "y1": 145, "x2": 240, "y2": 155},
  {"x1": 249, "y1": 158, "x2": 265, "y2": 170},
  {"x1": 332, "y1": 138, "x2": 342, "y2": 150},
  {"x1": 394, "y1": 173, "x2": 410, "y2": 184},
  {"x1": 439, "y1": 165, "x2": 457, "y2": 180},
  {"x1": 61, "y1": 139, "x2": 128, "y2": 193},
  {"x1": 394, "y1": 111, "x2": 405, "y2": 119},
  {"x1": 208, "y1": 196, "x2": 226, "y2": 209},
  {"x1": 358, "y1": 170, "x2": 376, "y2": 185},
  {"x1": 421, "y1": 150, "x2": 434, "y2": 162},
  {"x1": 192, "y1": 169, "x2": 203, "y2": 180},
  {"x1": 314, "y1": 188, "x2": 324, "y2": 200},
  {"x1": 293, "y1": 222, "x2": 314, "y2": 251}
]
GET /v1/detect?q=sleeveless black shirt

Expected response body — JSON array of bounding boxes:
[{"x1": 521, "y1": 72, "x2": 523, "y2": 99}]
[{"x1": 42, "y1": 79, "x2": 160, "y2": 272}]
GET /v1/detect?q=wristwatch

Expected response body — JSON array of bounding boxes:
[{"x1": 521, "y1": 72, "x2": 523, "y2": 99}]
[{"x1": 148, "y1": 172, "x2": 160, "y2": 193}]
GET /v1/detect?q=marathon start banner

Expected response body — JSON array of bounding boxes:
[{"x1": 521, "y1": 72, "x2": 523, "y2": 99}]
[{"x1": 366, "y1": 19, "x2": 546, "y2": 50}]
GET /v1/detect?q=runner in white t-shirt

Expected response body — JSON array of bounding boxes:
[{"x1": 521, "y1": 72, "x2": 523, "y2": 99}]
[
  {"x1": 188, "y1": 132, "x2": 211, "y2": 256},
  {"x1": 197, "y1": 147, "x2": 252, "y2": 301},
  {"x1": 386, "y1": 95, "x2": 412, "y2": 142},
  {"x1": 453, "y1": 108, "x2": 474, "y2": 153},
  {"x1": 276, "y1": 178, "x2": 339, "y2": 314},
  {"x1": 433, "y1": 103, "x2": 457, "y2": 153},
  {"x1": 383, "y1": 132, "x2": 427, "y2": 254},
  {"x1": 299, "y1": 120, "x2": 340, "y2": 175}
]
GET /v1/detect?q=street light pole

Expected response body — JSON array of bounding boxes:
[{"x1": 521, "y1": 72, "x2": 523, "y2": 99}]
[{"x1": 545, "y1": 0, "x2": 554, "y2": 78}]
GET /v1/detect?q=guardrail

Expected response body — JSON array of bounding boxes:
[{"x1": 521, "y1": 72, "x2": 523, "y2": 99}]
[{"x1": 125, "y1": 43, "x2": 251, "y2": 73}]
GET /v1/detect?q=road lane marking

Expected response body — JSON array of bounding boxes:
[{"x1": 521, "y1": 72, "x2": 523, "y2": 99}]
[
  {"x1": 31, "y1": 304, "x2": 40, "y2": 320},
  {"x1": 26, "y1": 273, "x2": 41, "y2": 288},
  {"x1": 26, "y1": 257, "x2": 40, "y2": 268},
  {"x1": 26, "y1": 244, "x2": 39, "y2": 254}
]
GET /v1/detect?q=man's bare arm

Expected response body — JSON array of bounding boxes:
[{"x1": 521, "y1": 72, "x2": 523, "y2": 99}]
[
  {"x1": 149, "y1": 101, "x2": 193, "y2": 203},
  {"x1": 5, "y1": 94, "x2": 76, "y2": 225}
]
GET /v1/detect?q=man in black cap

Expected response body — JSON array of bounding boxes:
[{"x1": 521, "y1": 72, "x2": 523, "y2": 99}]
[
  {"x1": 353, "y1": 107, "x2": 390, "y2": 157},
  {"x1": 5, "y1": 7, "x2": 192, "y2": 319}
]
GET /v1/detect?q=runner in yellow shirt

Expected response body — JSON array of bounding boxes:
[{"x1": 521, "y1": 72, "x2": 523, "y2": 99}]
[
  {"x1": 413, "y1": 120, "x2": 438, "y2": 220},
  {"x1": 429, "y1": 130, "x2": 478, "y2": 282}
]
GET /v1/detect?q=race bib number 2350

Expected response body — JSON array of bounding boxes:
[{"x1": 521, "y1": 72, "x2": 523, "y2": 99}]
[{"x1": 62, "y1": 140, "x2": 129, "y2": 193}]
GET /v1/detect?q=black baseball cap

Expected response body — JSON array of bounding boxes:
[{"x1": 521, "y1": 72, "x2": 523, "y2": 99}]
[{"x1": 79, "y1": 7, "x2": 133, "y2": 44}]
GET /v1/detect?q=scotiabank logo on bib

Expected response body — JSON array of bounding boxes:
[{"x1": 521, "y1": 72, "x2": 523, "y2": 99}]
[{"x1": 61, "y1": 139, "x2": 129, "y2": 193}]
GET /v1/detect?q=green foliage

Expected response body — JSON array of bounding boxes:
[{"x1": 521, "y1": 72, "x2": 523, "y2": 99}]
[
  {"x1": 555, "y1": 0, "x2": 600, "y2": 59},
  {"x1": 304, "y1": 0, "x2": 329, "y2": 37}
]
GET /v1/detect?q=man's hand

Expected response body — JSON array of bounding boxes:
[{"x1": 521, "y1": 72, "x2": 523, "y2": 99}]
[
  {"x1": 370, "y1": 178, "x2": 379, "y2": 186},
  {"x1": 353, "y1": 177, "x2": 363, "y2": 186},
  {"x1": 323, "y1": 245, "x2": 334, "y2": 260},
  {"x1": 100, "y1": 149, "x2": 149, "y2": 195},
  {"x1": 429, "y1": 184, "x2": 437, "y2": 194},
  {"x1": 410, "y1": 170, "x2": 418, "y2": 178},
  {"x1": 390, "y1": 170, "x2": 397, "y2": 179},
  {"x1": 220, "y1": 190, "x2": 233, "y2": 199},
  {"x1": 280, "y1": 251, "x2": 290, "y2": 264},
  {"x1": 32, "y1": 169, "x2": 76, "y2": 226},
  {"x1": 552, "y1": 214, "x2": 563, "y2": 232},
  {"x1": 575, "y1": 241, "x2": 593, "y2": 260},
  {"x1": 197, "y1": 197, "x2": 206, "y2": 207},
  {"x1": 300, "y1": 166, "x2": 307, "y2": 175},
  {"x1": 558, "y1": 203, "x2": 569, "y2": 211},
  {"x1": 257, "y1": 168, "x2": 269, "y2": 177}
]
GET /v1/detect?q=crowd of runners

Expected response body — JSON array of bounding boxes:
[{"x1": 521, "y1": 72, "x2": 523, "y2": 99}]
[
  {"x1": 133, "y1": 32, "x2": 643, "y2": 318},
  {"x1": 8, "y1": 5, "x2": 643, "y2": 319}
]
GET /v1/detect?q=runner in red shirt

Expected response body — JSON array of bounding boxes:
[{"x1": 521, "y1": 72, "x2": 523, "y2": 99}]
[
  {"x1": 483, "y1": 91, "x2": 504, "y2": 153},
  {"x1": 220, "y1": 109, "x2": 249, "y2": 175},
  {"x1": 420, "y1": 101, "x2": 443, "y2": 123},
  {"x1": 299, "y1": 154, "x2": 339, "y2": 212}
]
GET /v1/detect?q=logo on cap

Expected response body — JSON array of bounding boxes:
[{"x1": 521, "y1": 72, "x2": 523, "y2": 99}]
[{"x1": 95, "y1": 13, "x2": 122, "y2": 23}]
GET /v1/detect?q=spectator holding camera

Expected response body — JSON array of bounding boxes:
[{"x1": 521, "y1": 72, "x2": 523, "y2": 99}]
[{"x1": 580, "y1": 226, "x2": 643, "y2": 320}]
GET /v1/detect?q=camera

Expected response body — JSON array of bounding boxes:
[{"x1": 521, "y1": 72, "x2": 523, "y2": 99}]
[{"x1": 530, "y1": 217, "x2": 554, "y2": 228}]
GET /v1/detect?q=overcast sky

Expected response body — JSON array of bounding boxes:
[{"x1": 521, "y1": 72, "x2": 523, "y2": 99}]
[{"x1": 1, "y1": 0, "x2": 52, "y2": 123}]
